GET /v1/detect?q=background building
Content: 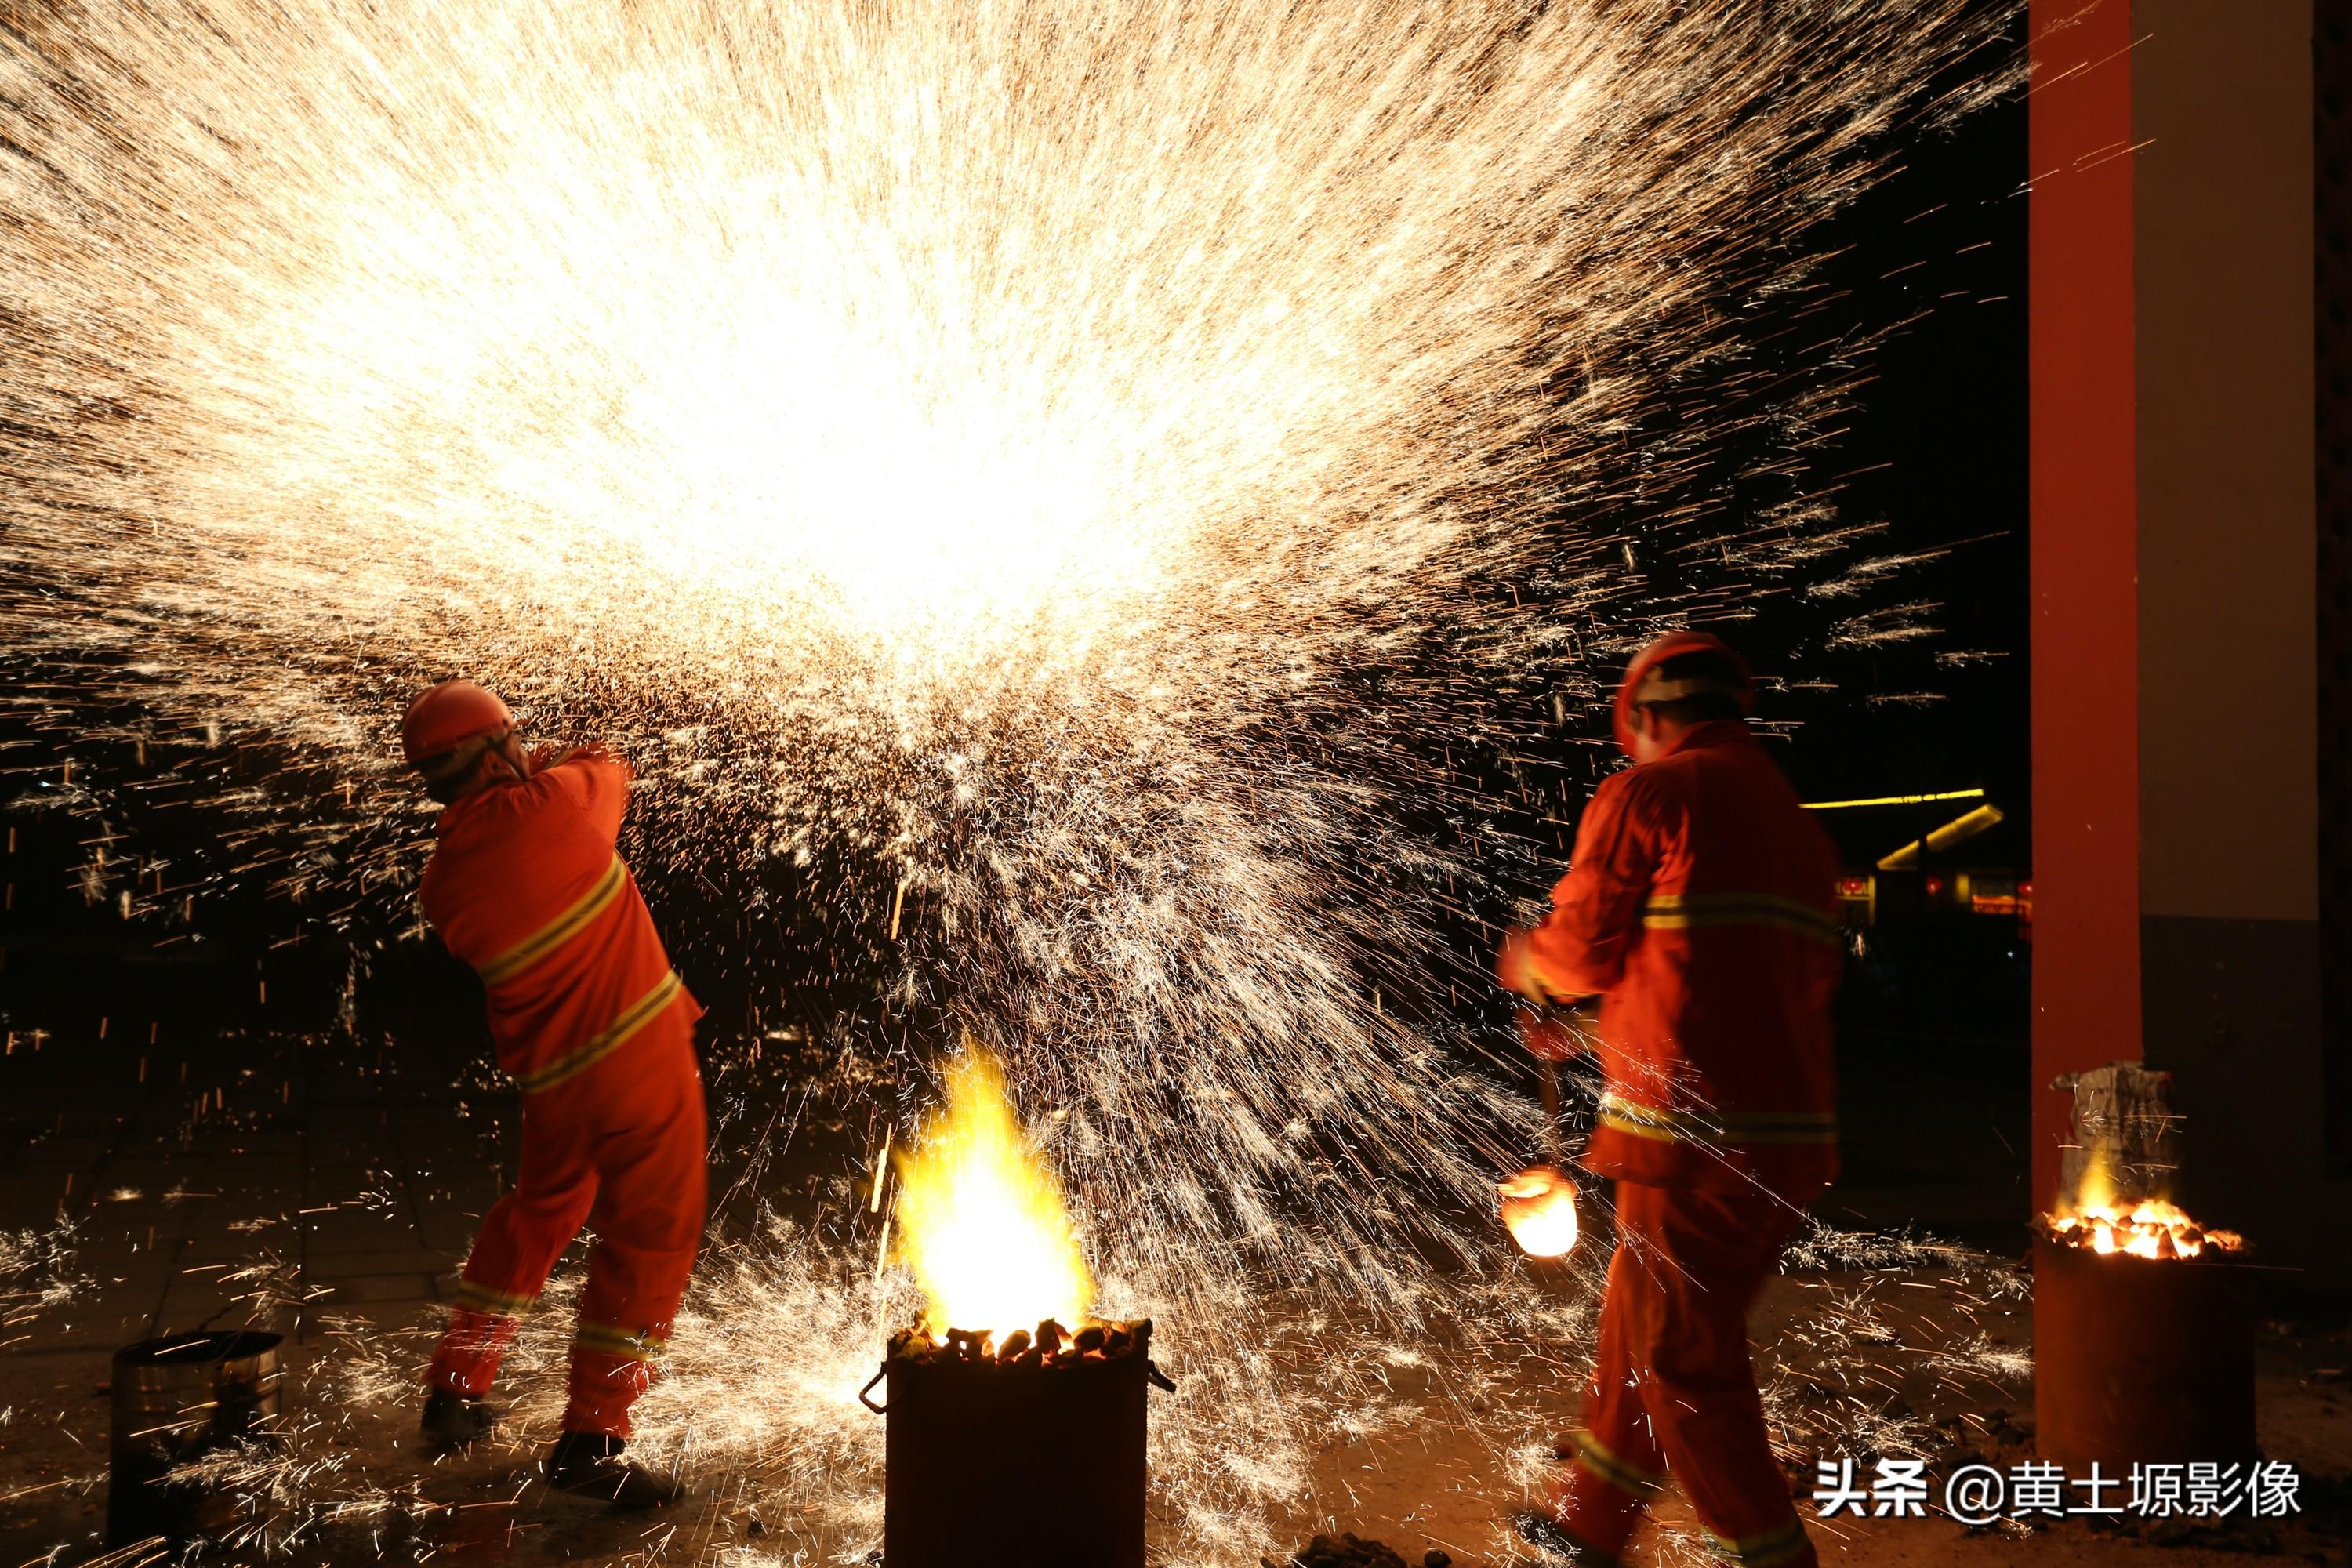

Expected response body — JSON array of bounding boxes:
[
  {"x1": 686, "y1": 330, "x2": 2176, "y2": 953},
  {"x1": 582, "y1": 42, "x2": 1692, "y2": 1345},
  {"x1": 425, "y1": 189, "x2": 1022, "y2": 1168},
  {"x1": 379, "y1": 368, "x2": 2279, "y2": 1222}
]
[{"x1": 2031, "y1": 0, "x2": 2348, "y2": 1280}]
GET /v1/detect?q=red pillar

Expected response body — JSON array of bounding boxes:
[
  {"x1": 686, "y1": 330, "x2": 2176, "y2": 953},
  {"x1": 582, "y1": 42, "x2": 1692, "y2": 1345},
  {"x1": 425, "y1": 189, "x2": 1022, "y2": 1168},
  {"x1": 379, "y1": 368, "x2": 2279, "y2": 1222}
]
[{"x1": 2028, "y1": 0, "x2": 2140, "y2": 1214}]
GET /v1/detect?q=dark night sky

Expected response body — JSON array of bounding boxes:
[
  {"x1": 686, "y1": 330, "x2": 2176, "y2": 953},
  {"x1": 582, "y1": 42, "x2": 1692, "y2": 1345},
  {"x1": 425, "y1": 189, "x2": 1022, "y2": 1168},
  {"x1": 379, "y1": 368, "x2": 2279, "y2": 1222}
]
[{"x1": 1773, "y1": 57, "x2": 2030, "y2": 826}]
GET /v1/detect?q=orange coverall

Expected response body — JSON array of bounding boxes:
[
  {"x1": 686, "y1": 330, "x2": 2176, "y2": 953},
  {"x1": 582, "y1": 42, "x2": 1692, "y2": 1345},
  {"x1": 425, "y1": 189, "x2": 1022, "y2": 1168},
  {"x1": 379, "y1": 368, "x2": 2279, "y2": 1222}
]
[
  {"x1": 1515, "y1": 710, "x2": 1841, "y2": 1568},
  {"x1": 420, "y1": 750, "x2": 706, "y2": 1439}
]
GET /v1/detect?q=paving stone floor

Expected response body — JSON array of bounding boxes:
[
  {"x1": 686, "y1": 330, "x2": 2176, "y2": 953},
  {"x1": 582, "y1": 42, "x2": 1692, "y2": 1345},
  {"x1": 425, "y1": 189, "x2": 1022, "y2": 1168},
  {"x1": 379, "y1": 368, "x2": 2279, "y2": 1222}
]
[{"x1": 0, "y1": 1028, "x2": 2344, "y2": 1567}]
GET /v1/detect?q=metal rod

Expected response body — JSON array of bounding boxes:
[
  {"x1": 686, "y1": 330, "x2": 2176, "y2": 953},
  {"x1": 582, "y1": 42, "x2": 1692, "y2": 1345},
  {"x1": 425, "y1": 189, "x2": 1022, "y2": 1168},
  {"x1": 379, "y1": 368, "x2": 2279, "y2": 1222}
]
[{"x1": 1537, "y1": 1059, "x2": 1564, "y2": 1165}]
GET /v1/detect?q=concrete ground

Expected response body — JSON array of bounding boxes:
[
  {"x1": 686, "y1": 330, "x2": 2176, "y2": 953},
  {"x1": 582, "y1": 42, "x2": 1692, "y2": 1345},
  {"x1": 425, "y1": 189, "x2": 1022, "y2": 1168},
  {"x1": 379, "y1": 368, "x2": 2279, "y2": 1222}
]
[{"x1": 0, "y1": 1025, "x2": 2344, "y2": 1567}]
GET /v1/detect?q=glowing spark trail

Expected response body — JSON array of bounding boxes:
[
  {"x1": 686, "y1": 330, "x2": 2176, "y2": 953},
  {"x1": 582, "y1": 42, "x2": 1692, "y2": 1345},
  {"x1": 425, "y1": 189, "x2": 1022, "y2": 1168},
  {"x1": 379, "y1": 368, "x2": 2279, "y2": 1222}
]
[{"x1": 0, "y1": 2, "x2": 2013, "y2": 1559}]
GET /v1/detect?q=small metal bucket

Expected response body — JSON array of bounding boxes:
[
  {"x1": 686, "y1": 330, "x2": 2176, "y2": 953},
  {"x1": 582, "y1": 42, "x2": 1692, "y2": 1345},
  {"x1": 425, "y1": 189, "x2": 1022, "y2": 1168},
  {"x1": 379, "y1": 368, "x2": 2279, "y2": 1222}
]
[{"x1": 107, "y1": 1330, "x2": 285, "y2": 1546}]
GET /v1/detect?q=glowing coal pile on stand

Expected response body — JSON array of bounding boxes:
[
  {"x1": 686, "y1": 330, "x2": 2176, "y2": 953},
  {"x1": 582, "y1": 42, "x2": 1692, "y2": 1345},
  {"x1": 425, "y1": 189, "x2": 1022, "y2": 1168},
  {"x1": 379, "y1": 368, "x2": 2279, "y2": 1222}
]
[
  {"x1": 2034, "y1": 1064, "x2": 2256, "y2": 1471},
  {"x1": 860, "y1": 1051, "x2": 1174, "y2": 1568},
  {"x1": 2038, "y1": 1188, "x2": 2243, "y2": 1261},
  {"x1": 2035, "y1": 1063, "x2": 2246, "y2": 1261}
]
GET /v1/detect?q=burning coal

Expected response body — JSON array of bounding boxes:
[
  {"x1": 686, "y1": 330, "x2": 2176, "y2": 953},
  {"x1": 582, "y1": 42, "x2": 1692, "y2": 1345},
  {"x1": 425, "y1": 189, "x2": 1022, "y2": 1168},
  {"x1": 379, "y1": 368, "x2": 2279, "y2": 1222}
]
[
  {"x1": 2041, "y1": 1150, "x2": 2243, "y2": 1261},
  {"x1": 887, "y1": 1316, "x2": 1153, "y2": 1370},
  {"x1": 2039, "y1": 1200, "x2": 2243, "y2": 1261}
]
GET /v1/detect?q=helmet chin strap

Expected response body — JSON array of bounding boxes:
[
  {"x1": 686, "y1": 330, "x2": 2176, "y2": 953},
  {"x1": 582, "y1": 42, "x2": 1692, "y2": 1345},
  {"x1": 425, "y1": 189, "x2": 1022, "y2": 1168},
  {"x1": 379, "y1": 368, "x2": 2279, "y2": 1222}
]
[
  {"x1": 426, "y1": 731, "x2": 528, "y2": 800},
  {"x1": 479, "y1": 730, "x2": 531, "y2": 784}
]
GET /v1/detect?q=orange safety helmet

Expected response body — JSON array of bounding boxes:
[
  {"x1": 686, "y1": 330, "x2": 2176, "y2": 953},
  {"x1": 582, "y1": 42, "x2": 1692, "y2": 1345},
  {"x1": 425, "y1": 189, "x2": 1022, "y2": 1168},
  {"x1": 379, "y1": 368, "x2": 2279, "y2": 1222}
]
[
  {"x1": 401, "y1": 679, "x2": 515, "y2": 768},
  {"x1": 1611, "y1": 630, "x2": 1754, "y2": 757}
]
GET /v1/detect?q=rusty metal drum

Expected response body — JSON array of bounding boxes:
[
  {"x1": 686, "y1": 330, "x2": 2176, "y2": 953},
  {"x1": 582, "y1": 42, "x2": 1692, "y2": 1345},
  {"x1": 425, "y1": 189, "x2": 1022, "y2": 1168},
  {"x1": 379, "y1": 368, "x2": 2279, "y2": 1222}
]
[{"x1": 2033, "y1": 1236, "x2": 2256, "y2": 1468}]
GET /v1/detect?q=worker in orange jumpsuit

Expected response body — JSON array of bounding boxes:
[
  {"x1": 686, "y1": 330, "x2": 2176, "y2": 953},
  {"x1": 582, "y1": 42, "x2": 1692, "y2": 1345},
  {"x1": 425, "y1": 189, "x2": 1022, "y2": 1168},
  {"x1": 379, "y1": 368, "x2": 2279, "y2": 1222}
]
[
  {"x1": 401, "y1": 679, "x2": 707, "y2": 1508},
  {"x1": 1498, "y1": 631, "x2": 1841, "y2": 1568}
]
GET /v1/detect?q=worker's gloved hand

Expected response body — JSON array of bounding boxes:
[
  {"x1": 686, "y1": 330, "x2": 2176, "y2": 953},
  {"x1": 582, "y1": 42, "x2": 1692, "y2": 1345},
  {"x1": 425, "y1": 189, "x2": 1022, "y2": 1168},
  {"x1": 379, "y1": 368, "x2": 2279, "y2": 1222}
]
[
  {"x1": 1496, "y1": 929, "x2": 1545, "y2": 1000},
  {"x1": 526, "y1": 744, "x2": 602, "y2": 775},
  {"x1": 1517, "y1": 1005, "x2": 1588, "y2": 1062}
]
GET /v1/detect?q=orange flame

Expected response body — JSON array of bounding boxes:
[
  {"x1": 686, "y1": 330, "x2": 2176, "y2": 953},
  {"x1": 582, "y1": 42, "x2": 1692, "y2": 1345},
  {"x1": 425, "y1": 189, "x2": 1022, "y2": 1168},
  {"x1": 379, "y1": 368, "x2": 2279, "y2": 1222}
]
[
  {"x1": 2045, "y1": 1147, "x2": 2242, "y2": 1260},
  {"x1": 892, "y1": 1048, "x2": 1094, "y2": 1335}
]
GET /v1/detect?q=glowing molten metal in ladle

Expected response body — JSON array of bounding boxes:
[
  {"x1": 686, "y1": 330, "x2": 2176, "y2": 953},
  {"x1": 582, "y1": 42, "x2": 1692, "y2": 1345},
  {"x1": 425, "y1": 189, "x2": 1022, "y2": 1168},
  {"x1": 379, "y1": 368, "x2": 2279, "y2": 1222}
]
[{"x1": 1498, "y1": 1164, "x2": 1580, "y2": 1259}]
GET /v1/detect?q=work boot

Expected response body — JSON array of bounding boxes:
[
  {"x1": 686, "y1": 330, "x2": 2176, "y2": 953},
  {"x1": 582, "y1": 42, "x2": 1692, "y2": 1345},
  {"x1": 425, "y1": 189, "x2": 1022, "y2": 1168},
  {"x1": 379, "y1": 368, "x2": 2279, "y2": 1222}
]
[
  {"x1": 544, "y1": 1432, "x2": 686, "y2": 1509},
  {"x1": 1509, "y1": 1511, "x2": 1622, "y2": 1566},
  {"x1": 419, "y1": 1387, "x2": 501, "y2": 1446}
]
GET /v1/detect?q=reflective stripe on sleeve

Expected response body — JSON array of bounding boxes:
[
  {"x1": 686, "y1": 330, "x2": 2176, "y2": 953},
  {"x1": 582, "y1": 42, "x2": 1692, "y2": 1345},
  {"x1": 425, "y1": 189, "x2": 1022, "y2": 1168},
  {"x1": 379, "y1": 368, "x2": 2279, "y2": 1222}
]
[
  {"x1": 1642, "y1": 891, "x2": 1838, "y2": 946},
  {"x1": 477, "y1": 855, "x2": 629, "y2": 985},
  {"x1": 1598, "y1": 1092, "x2": 1836, "y2": 1149},
  {"x1": 513, "y1": 970, "x2": 684, "y2": 1095}
]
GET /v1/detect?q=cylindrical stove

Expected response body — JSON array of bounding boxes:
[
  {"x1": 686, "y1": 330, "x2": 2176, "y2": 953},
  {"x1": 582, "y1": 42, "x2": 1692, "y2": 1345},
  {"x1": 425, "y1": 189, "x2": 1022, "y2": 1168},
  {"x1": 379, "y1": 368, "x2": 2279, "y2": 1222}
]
[
  {"x1": 862, "y1": 1319, "x2": 1174, "y2": 1568},
  {"x1": 2034, "y1": 1235, "x2": 2257, "y2": 1468}
]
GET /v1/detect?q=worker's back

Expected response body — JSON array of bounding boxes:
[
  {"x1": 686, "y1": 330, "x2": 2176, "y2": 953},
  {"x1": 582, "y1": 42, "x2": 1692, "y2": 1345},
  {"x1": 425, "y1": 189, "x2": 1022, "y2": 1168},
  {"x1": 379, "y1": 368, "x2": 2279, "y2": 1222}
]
[
  {"x1": 1530, "y1": 720, "x2": 1841, "y2": 1194},
  {"x1": 421, "y1": 752, "x2": 696, "y2": 1093}
]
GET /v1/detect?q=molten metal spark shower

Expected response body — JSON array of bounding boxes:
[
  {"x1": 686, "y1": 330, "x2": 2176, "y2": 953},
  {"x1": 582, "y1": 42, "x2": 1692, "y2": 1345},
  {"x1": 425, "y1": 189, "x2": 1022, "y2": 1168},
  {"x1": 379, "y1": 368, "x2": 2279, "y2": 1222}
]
[{"x1": 0, "y1": 1, "x2": 2013, "y2": 1559}]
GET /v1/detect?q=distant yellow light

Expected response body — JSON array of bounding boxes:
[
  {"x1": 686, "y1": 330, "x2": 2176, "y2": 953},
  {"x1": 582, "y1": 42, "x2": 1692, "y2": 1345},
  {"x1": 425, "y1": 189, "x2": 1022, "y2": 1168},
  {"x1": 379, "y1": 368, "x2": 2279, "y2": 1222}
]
[
  {"x1": 1877, "y1": 804, "x2": 2006, "y2": 871},
  {"x1": 1801, "y1": 787, "x2": 1986, "y2": 811}
]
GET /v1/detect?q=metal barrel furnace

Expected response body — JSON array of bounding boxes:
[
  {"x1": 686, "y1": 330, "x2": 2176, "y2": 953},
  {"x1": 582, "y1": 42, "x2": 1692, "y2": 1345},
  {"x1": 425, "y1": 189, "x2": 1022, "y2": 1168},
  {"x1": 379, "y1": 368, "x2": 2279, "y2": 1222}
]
[
  {"x1": 863, "y1": 1319, "x2": 1173, "y2": 1568},
  {"x1": 2034, "y1": 1236, "x2": 2256, "y2": 1468},
  {"x1": 2035, "y1": 1062, "x2": 2258, "y2": 1469},
  {"x1": 106, "y1": 1330, "x2": 284, "y2": 1546}
]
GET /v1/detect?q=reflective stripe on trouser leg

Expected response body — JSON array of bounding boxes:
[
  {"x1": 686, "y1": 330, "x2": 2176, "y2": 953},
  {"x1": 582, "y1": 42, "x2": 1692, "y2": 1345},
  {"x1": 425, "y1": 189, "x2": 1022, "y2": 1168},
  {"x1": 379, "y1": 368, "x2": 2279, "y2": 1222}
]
[
  {"x1": 1551, "y1": 1227, "x2": 1670, "y2": 1558},
  {"x1": 1551, "y1": 1425, "x2": 1664, "y2": 1557},
  {"x1": 452, "y1": 1278, "x2": 539, "y2": 1316},
  {"x1": 429, "y1": 1304, "x2": 524, "y2": 1399},
  {"x1": 564, "y1": 1330, "x2": 665, "y2": 1439},
  {"x1": 1615, "y1": 1182, "x2": 1819, "y2": 1568},
  {"x1": 557, "y1": 1046, "x2": 707, "y2": 1439},
  {"x1": 438, "y1": 1099, "x2": 602, "y2": 1402},
  {"x1": 1703, "y1": 1514, "x2": 1816, "y2": 1568}
]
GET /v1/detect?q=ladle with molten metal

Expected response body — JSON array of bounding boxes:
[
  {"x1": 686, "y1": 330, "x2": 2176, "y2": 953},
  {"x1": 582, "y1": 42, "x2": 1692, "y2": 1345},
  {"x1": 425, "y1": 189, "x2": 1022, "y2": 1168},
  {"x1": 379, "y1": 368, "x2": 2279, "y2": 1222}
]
[{"x1": 1497, "y1": 1004, "x2": 1588, "y2": 1259}]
